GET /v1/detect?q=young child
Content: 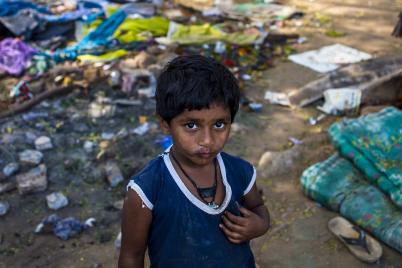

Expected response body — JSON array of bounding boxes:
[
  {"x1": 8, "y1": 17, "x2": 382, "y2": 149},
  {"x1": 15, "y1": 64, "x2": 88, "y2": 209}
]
[{"x1": 119, "y1": 55, "x2": 270, "y2": 268}]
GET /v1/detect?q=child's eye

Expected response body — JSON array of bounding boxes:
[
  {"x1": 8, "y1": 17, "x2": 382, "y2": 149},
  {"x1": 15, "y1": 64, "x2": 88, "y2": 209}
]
[
  {"x1": 214, "y1": 121, "x2": 226, "y2": 129},
  {"x1": 185, "y1": 122, "x2": 198, "y2": 129}
]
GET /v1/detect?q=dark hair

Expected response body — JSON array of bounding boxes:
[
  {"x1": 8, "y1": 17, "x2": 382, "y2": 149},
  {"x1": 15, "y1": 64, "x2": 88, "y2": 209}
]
[{"x1": 155, "y1": 55, "x2": 240, "y2": 124}]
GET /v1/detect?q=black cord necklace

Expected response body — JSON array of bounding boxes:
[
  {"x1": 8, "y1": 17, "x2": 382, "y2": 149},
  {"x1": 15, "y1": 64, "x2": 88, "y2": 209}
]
[{"x1": 170, "y1": 152, "x2": 219, "y2": 209}]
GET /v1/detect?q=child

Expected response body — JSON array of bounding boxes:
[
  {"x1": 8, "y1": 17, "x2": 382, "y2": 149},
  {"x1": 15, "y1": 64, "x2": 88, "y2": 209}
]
[{"x1": 119, "y1": 55, "x2": 270, "y2": 268}]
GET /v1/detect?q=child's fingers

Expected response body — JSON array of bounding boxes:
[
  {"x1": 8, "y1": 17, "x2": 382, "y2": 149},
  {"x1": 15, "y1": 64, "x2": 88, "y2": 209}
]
[
  {"x1": 224, "y1": 211, "x2": 247, "y2": 226},
  {"x1": 239, "y1": 206, "x2": 252, "y2": 217},
  {"x1": 219, "y1": 223, "x2": 243, "y2": 241},
  {"x1": 222, "y1": 215, "x2": 243, "y2": 233}
]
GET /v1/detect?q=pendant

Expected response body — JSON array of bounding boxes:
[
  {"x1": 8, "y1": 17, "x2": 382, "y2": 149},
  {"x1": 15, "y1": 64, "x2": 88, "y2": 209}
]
[{"x1": 207, "y1": 202, "x2": 219, "y2": 209}]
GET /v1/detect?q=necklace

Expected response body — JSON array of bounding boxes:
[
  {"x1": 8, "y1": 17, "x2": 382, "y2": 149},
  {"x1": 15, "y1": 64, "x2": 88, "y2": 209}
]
[{"x1": 170, "y1": 152, "x2": 219, "y2": 209}]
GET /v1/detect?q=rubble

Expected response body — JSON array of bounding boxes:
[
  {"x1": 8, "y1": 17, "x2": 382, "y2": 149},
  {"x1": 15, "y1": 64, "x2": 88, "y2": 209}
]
[
  {"x1": 46, "y1": 192, "x2": 69, "y2": 210},
  {"x1": 105, "y1": 162, "x2": 124, "y2": 187},
  {"x1": 0, "y1": 201, "x2": 10, "y2": 216},
  {"x1": 35, "y1": 136, "x2": 53, "y2": 151},
  {"x1": 19, "y1": 150, "x2": 43, "y2": 165},
  {"x1": 2, "y1": 162, "x2": 19, "y2": 177}
]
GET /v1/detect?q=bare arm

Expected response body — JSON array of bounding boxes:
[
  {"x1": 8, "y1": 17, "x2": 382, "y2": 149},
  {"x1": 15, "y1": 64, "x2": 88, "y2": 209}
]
[
  {"x1": 118, "y1": 189, "x2": 152, "y2": 268},
  {"x1": 220, "y1": 183, "x2": 270, "y2": 243}
]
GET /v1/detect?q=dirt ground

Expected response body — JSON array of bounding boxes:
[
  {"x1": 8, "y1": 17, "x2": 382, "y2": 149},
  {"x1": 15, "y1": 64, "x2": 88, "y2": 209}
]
[{"x1": 1, "y1": 0, "x2": 401, "y2": 267}]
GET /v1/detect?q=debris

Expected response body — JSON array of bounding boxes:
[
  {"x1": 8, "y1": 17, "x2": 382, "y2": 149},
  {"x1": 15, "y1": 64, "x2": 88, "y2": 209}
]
[
  {"x1": 35, "y1": 214, "x2": 95, "y2": 240},
  {"x1": 101, "y1": 132, "x2": 115, "y2": 140},
  {"x1": 248, "y1": 102, "x2": 263, "y2": 112},
  {"x1": 22, "y1": 112, "x2": 49, "y2": 121},
  {"x1": 115, "y1": 231, "x2": 122, "y2": 249},
  {"x1": 2, "y1": 162, "x2": 19, "y2": 177},
  {"x1": 155, "y1": 135, "x2": 173, "y2": 150},
  {"x1": 83, "y1": 141, "x2": 95, "y2": 153},
  {"x1": 0, "y1": 201, "x2": 10, "y2": 216},
  {"x1": 264, "y1": 91, "x2": 291, "y2": 106},
  {"x1": 113, "y1": 200, "x2": 124, "y2": 210},
  {"x1": 16, "y1": 164, "x2": 47, "y2": 195},
  {"x1": 289, "y1": 57, "x2": 402, "y2": 107},
  {"x1": 131, "y1": 122, "x2": 156, "y2": 136},
  {"x1": 309, "y1": 114, "x2": 327, "y2": 126},
  {"x1": 35, "y1": 136, "x2": 53, "y2": 151},
  {"x1": 317, "y1": 88, "x2": 362, "y2": 115},
  {"x1": 105, "y1": 162, "x2": 124, "y2": 187},
  {"x1": 288, "y1": 44, "x2": 372, "y2": 73},
  {"x1": 288, "y1": 137, "x2": 303, "y2": 145},
  {"x1": 0, "y1": 182, "x2": 16, "y2": 194},
  {"x1": 19, "y1": 150, "x2": 43, "y2": 165},
  {"x1": 46, "y1": 192, "x2": 69, "y2": 210}
]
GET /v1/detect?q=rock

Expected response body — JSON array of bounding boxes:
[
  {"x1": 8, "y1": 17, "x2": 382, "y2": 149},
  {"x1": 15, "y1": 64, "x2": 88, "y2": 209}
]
[
  {"x1": 88, "y1": 102, "x2": 116, "y2": 118},
  {"x1": 0, "y1": 182, "x2": 16, "y2": 194},
  {"x1": 3, "y1": 162, "x2": 19, "y2": 177},
  {"x1": 35, "y1": 136, "x2": 53, "y2": 151},
  {"x1": 19, "y1": 150, "x2": 43, "y2": 165},
  {"x1": 0, "y1": 201, "x2": 10, "y2": 216},
  {"x1": 104, "y1": 162, "x2": 124, "y2": 187},
  {"x1": 25, "y1": 131, "x2": 38, "y2": 144},
  {"x1": 16, "y1": 164, "x2": 47, "y2": 195},
  {"x1": 46, "y1": 192, "x2": 68, "y2": 210},
  {"x1": 258, "y1": 147, "x2": 302, "y2": 179}
]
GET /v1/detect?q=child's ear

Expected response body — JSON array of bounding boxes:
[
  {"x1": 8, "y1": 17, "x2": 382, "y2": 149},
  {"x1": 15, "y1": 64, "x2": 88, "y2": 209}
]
[{"x1": 158, "y1": 116, "x2": 170, "y2": 134}]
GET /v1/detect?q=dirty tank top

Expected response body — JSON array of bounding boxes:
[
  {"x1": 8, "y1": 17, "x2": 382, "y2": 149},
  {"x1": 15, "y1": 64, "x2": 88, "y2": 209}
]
[{"x1": 127, "y1": 147, "x2": 257, "y2": 268}]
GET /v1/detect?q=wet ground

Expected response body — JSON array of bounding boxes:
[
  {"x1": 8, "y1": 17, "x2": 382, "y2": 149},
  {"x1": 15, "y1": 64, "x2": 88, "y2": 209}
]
[{"x1": 0, "y1": 0, "x2": 401, "y2": 267}]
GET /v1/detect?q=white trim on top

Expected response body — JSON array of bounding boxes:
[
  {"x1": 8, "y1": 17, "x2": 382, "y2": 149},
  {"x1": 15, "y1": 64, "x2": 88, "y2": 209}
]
[
  {"x1": 243, "y1": 166, "x2": 256, "y2": 196},
  {"x1": 127, "y1": 180, "x2": 154, "y2": 210},
  {"x1": 163, "y1": 146, "x2": 232, "y2": 215}
]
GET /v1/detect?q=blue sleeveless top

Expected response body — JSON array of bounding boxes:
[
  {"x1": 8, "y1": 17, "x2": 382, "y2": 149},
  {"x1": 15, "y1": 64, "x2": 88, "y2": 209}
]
[{"x1": 127, "y1": 148, "x2": 257, "y2": 268}]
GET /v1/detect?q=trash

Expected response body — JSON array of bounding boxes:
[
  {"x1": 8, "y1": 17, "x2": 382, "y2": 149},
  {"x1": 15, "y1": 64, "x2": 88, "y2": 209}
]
[
  {"x1": 309, "y1": 114, "x2": 327, "y2": 126},
  {"x1": 248, "y1": 102, "x2": 263, "y2": 112},
  {"x1": 35, "y1": 136, "x2": 53, "y2": 151},
  {"x1": 88, "y1": 102, "x2": 116, "y2": 118},
  {"x1": 46, "y1": 192, "x2": 69, "y2": 210},
  {"x1": 0, "y1": 38, "x2": 37, "y2": 76},
  {"x1": 317, "y1": 88, "x2": 362, "y2": 115},
  {"x1": 115, "y1": 231, "x2": 122, "y2": 249},
  {"x1": 16, "y1": 164, "x2": 47, "y2": 195},
  {"x1": 289, "y1": 56, "x2": 402, "y2": 107},
  {"x1": 155, "y1": 135, "x2": 173, "y2": 150},
  {"x1": 83, "y1": 141, "x2": 95, "y2": 153},
  {"x1": 288, "y1": 137, "x2": 303, "y2": 145},
  {"x1": 113, "y1": 200, "x2": 124, "y2": 210},
  {"x1": 105, "y1": 162, "x2": 124, "y2": 187},
  {"x1": 2, "y1": 162, "x2": 19, "y2": 177},
  {"x1": 19, "y1": 150, "x2": 43, "y2": 165},
  {"x1": 109, "y1": 70, "x2": 121, "y2": 87},
  {"x1": 25, "y1": 131, "x2": 38, "y2": 144},
  {"x1": 131, "y1": 122, "x2": 155, "y2": 136},
  {"x1": 288, "y1": 44, "x2": 372, "y2": 73},
  {"x1": 264, "y1": 91, "x2": 291, "y2": 106},
  {"x1": 35, "y1": 214, "x2": 96, "y2": 240},
  {"x1": 0, "y1": 201, "x2": 10, "y2": 216},
  {"x1": 101, "y1": 132, "x2": 115, "y2": 140},
  {"x1": 22, "y1": 112, "x2": 49, "y2": 121}
]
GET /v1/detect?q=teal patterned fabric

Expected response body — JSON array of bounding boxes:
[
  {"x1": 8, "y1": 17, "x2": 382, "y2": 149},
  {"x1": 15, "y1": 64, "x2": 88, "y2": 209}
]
[
  {"x1": 301, "y1": 154, "x2": 402, "y2": 253},
  {"x1": 329, "y1": 107, "x2": 402, "y2": 207},
  {"x1": 301, "y1": 107, "x2": 402, "y2": 252}
]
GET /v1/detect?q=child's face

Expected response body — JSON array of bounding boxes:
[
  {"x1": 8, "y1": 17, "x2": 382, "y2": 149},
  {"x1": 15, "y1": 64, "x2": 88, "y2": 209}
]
[{"x1": 161, "y1": 103, "x2": 232, "y2": 167}]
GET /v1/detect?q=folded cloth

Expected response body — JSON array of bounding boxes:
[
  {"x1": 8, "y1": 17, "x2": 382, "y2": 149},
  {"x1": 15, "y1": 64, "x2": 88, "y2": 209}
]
[
  {"x1": 328, "y1": 107, "x2": 402, "y2": 207},
  {"x1": 301, "y1": 154, "x2": 402, "y2": 253}
]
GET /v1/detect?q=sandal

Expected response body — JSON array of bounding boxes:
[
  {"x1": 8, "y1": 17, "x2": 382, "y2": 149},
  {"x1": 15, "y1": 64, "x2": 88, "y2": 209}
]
[{"x1": 328, "y1": 216, "x2": 382, "y2": 263}]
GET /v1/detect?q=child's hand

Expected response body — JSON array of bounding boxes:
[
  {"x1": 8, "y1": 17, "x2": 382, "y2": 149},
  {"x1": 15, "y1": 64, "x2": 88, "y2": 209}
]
[{"x1": 219, "y1": 206, "x2": 268, "y2": 244}]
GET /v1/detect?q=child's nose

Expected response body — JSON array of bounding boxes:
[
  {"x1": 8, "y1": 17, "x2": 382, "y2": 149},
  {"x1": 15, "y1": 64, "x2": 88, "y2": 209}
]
[{"x1": 199, "y1": 129, "x2": 213, "y2": 147}]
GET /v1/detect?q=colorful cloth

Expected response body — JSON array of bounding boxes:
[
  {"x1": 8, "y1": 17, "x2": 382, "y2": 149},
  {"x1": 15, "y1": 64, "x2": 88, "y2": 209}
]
[
  {"x1": 0, "y1": 38, "x2": 37, "y2": 76},
  {"x1": 301, "y1": 154, "x2": 402, "y2": 253},
  {"x1": 329, "y1": 107, "x2": 402, "y2": 207}
]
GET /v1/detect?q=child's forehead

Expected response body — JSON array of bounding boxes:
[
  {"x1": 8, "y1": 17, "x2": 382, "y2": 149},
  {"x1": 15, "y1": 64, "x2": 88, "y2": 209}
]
[{"x1": 176, "y1": 103, "x2": 231, "y2": 120}]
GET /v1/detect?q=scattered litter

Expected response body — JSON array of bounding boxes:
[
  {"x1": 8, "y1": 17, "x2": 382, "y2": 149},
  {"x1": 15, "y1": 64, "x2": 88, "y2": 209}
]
[
  {"x1": 155, "y1": 135, "x2": 173, "y2": 150},
  {"x1": 131, "y1": 122, "x2": 156, "y2": 136},
  {"x1": 2, "y1": 162, "x2": 19, "y2": 177},
  {"x1": 35, "y1": 214, "x2": 96, "y2": 240},
  {"x1": 46, "y1": 192, "x2": 69, "y2": 210},
  {"x1": 248, "y1": 102, "x2": 263, "y2": 112},
  {"x1": 115, "y1": 231, "x2": 122, "y2": 249},
  {"x1": 101, "y1": 132, "x2": 115, "y2": 140},
  {"x1": 0, "y1": 201, "x2": 10, "y2": 216},
  {"x1": 105, "y1": 162, "x2": 124, "y2": 187},
  {"x1": 83, "y1": 141, "x2": 95, "y2": 153},
  {"x1": 309, "y1": 114, "x2": 327, "y2": 125},
  {"x1": 288, "y1": 137, "x2": 303, "y2": 145},
  {"x1": 264, "y1": 91, "x2": 291, "y2": 106},
  {"x1": 288, "y1": 44, "x2": 372, "y2": 73},
  {"x1": 22, "y1": 112, "x2": 49, "y2": 121},
  {"x1": 35, "y1": 136, "x2": 53, "y2": 151},
  {"x1": 317, "y1": 88, "x2": 362, "y2": 115}
]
